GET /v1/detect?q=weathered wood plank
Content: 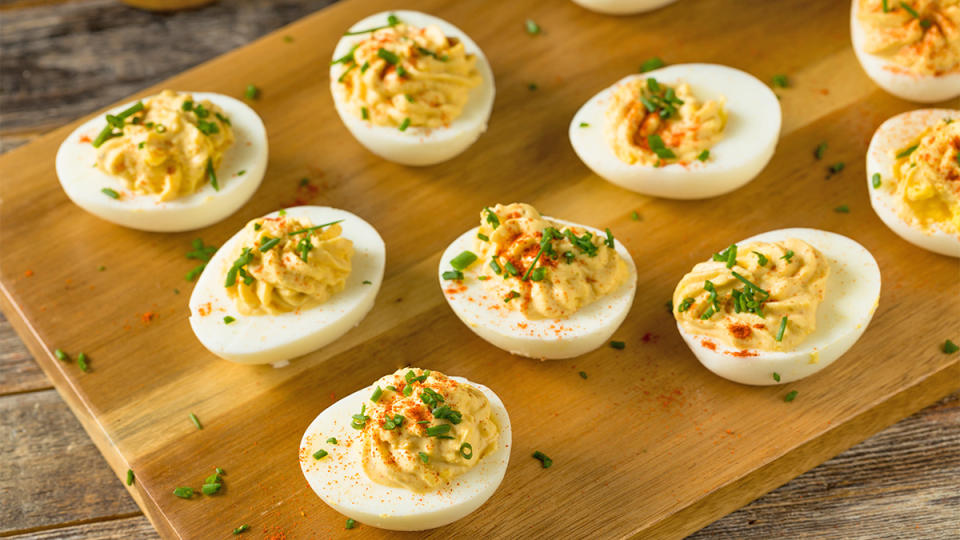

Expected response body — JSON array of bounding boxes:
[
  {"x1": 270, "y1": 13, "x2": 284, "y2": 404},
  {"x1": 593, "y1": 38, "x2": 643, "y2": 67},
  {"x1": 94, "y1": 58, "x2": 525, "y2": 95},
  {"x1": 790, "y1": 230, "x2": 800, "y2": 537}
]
[
  {"x1": 0, "y1": 390, "x2": 140, "y2": 535},
  {"x1": 4, "y1": 515, "x2": 158, "y2": 540},
  {"x1": 0, "y1": 312, "x2": 48, "y2": 395}
]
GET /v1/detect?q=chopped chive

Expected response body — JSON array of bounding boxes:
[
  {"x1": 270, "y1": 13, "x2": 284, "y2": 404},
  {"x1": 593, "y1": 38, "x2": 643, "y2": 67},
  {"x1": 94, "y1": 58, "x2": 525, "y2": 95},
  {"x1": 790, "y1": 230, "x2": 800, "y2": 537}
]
[
  {"x1": 77, "y1": 353, "x2": 89, "y2": 372},
  {"x1": 814, "y1": 141, "x2": 827, "y2": 160},
  {"x1": 677, "y1": 297, "x2": 694, "y2": 312},
  {"x1": 834, "y1": 204, "x2": 850, "y2": 213},
  {"x1": 697, "y1": 149, "x2": 710, "y2": 162},
  {"x1": 731, "y1": 271, "x2": 770, "y2": 297},
  {"x1": 126, "y1": 469, "x2": 134, "y2": 486},
  {"x1": 773, "y1": 372, "x2": 781, "y2": 382},
  {"x1": 532, "y1": 450, "x2": 553, "y2": 468},
  {"x1": 138, "y1": 142, "x2": 145, "y2": 149},
  {"x1": 484, "y1": 207, "x2": 500, "y2": 229},
  {"x1": 418, "y1": 451, "x2": 429, "y2": 463},
  {"x1": 237, "y1": 169, "x2": 246, "y2": 176},
  {"x1": 700, "y1": 306, "x2": 715, "y2": 320},
  {"x1": 398, "y1": 117, "x2": 411, "y2": 131},
  {"x1": 504, "y1": 290, "x2": 521, "y2": 303},
  {"x1": 396, "y1": 65, "x2": 408, "y2": 78},
  {"x1": 326, "y1": 437, "x2": 339, "y2": 445},
  {"x1": 201, "y1": 483, "x2": 221, "y2": 495},
  {"x1": 189, "y1": 413, "x2": 202, "y2": 430},
  {"x1": 943, "y1": 339, "x2": 959, "y2": 354},
  {"x1": 776, "y1": 316, "x2": 788, "y2": 342},
  {"x1": 207, "y1": 158, "x2": 219, "y2": 191},
  {"x1": 525, "y1": 18, "x2": 541, "y2": 35},
  {"x1": 882, "y1": 0, "x2": 890, "y2": 12},
  {"x1": 402, "y1": 384, "x2": 413, "y2": 397},
  {"x1": 604, "y1": 228, "x2": 615, "y2": 248},
  {"x1": 362, "y1": 280, "x2": 372, "y2": 285},
  {"x1": 233, "y1": 524, "x2": 250, "y2": 535},
  {"x1": 579, "y1": 371, "x2": 588, "y2": 379},
  {"x1": 896, "y1": 144, "x2": 918, "y2": 159},
  {"x1": 640, "y1": 57, "x2": 665, "y2": 73},
  {"x1": 899, "y1": 1, "x2": 919, "y2": 18},
  {"x1": 781, "y1": 249, "x2": 794, "y2": 262},
  {"x1": 377, "y1": 48, "x2": 399, "y2": 64},
  {"x1": 54, "y1": 349, "x2": 68, "y2": 361},
  {"x1": 173, "y1": 487, "x2": 194, "y2": 499},
  {"x1": 371, "y1": 386, "x2": 383, "y2": 402},
  {"x1": 504, "y1": 260, "x2": 519, "y2": 276},
  {"x1": 784, "y1": 390, "x2": 798, "y2": 402},
  {"x1": 579, "y1": 122, "x2": 590, "y2": 128},
  {"x1": 630, "y1": 211, "x2": 640, "y2": 221},
  {"x1": 828, "y1": 162, "x2": 845, "y2": 175},
  {"x1": 530, "y1": 267, "x2": 546, "y2": 281},
  {"x1": 459, "y1": 442, "x2": 473, "y2": 459},
  {"x1": 102, "y1": 188, "x2": 120, "y2": 199},
  {"x1": 345, "y1": 518, "x2": 357, "y2": 529},
  {"x1": 313, "y1": 449, "x2": 328, "y2": 460},
  {"x1": 404, "y1": 93, "x2": 414, "y2": 103},
  {"x1": 258, "y1": 236, "x2": 281, "y2": 252},
  {"x1": 244, "y1": 84, "x2": 260, "y2": 100},
  {"x1": 489, "y1": 258, "x2": 502, "y2": 274},
  {"x1": 450, "y1": 251, "x2": 478, "y2": 270},
  {"x1": 223, "y1": 316, "x2": 236, "y2": 324},
  {"x1": 528, "y1": 82, "x2": 538, "y2": 91},
  {"x1": 98, "y1": 265, "x2": 106, "y2": 271},
  {"x1": 871, "y1": 173, "x2": 882, "y2": 189},
  {"x1": 216, "y1": 467, "x2": 225, "y2": 475},
  {"x1": 425, "y1": 424, "x2": 451, "y2": 437},
  {"x1": 287, "y1": 220, "x2": 344, "y2": 235},
  {"x1": 442, "y1": 270, "x2": 464, "y2": 280},
  {"x1": 360, "y1": 61, "x2": 370, "y2": 74},
  {"x1": 771, "y1": 74, "x2": 789, "y2": 88},
  {"x1": 610, "y1": 340, "x2": 625, "y2": 350},
  {"x1": 753, "y1": 251, "x2": 768, "y2": 266},
  {"x1": 477, "y1": 233, "x2": 490, "y2": 241}
]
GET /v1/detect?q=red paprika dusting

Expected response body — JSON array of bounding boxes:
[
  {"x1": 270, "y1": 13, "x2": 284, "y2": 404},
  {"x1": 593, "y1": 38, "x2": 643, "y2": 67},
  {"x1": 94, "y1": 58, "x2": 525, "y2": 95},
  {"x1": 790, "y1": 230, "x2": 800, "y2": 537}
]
[
  {"x1": 728, "y1": 323, "x2": 752, "y2": 340},
  {"x1": 701, "y1": 339, "x2": 717, "y2": 351}
]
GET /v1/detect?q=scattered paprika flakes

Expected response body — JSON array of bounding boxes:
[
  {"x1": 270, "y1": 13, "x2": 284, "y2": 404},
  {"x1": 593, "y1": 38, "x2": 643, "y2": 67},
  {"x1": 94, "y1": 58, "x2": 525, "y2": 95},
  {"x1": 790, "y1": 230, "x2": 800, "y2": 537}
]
[
  {"x1": 641, "y1": 332, "x2": 659, "y2": 343},
  {"x1": 701, "y1": 339, "x2": 717, "y2": 351},
  {"x1": 728, "y1": 323, "x2": 752, "y2": 340},
  {"x1": 24, "y1": 270, "x2": 33, "y2": 277},
  {"x1": 78, "y1": 134, "x2": 92, "y2": 143},
  {"x1": 141, "y1": 311, "x2": 157, "y2": 324},
  {"x1": 726, "y1": 349, "x2": 758, "y2": 357}
]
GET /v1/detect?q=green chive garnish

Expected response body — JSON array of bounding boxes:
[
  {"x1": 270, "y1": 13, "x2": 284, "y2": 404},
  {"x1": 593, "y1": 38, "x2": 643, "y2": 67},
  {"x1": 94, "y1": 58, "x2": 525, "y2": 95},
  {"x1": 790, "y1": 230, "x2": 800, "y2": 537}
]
[
  {"x1": 102, "y1": 188, "x2": 120, "y2": 199},
  {"x1": 782, "y1": 250, "x2": 794, "y2": 262},
  {"x1": 834, "y1": 204, "x2": 850, "y2": 213},
  {"x1": 286, "y1": 220, "x2": 344, "y2": 236},
  {"x1": 398, "y1": 117, "x2": 411, "y2": 131},
  {"x1": 258, "y1": 236, "x2": 281, "y2": 252},
  {"x1": 773, "y1": 372, "x2": 781, "y2": 382},
  {"x1": 828, "y1": 162, "x2": 845, "y2": 175},
  {"x1": 484, "y1": 207, "x2": 500, "y2": 229},
  {"x1": 697, "y1": 149, "x2": 710, "y2": 162},
  {"x1": 896, "y1": 144, "x2": 918, "y2": 159},
  {"x1": 525, "y1": 18, "x2": 541, "y2": 35},
  {"x1": 313, "y1": 449, "x2": 328, "y2": 460},
  {"x1": 640, "y1": 57, "x2": 665, "y2": 73},
  {"x1": 345, "y1": 518, "x2": 357, "y2": 529},
  {"x1": 362, "y1": 280, "x2": 372, "y2": 285},
  {"x1": 784, "y1": 390, "x2": 798, "y2": 402},
  {"x1": 771, "y1": 74, "x2": 789, "y2": 88},
  {"x1": 206, "y1": 158, "x2": 218, "y2": 191},
  {"x1": 77, "y1": 352, "x2": 89, "y2": 372},
  {"x1": 528, "y1": 82, "x2": 538, "y2": 91},
  {"x1": 579, "y1": 122, "x2": 590, "y2": 128},
  {"x1": 610, "y1": 341, "x2": 625, "y2": 350},
  {"x1": 871, "y1": 173, "x2": 881, "y2": 189},
  {"x1": 426, "y1": 424, "x2": 451, "y2": 437},
  {"x1": 173, "y1": 487, "x2": 194, "y2": 499},
  {"x1": 677, "y1": 297, "x2": 694, "y2": 312},
  {"x1": 477, "y1": 233, "x2": 490, "y2": 241},
  {"x1": 371, "y1": 386, "x2": 383, "y2": 402},
  {"x1": 450, "y1": 251, "x2": 478, "y2": 270},
  {"x1": 943, "y1": 339, "x2": 959, "y2": 354},
  {"x1": 899, "y1": 1, "x2": 919, "y2": 18},
  {"x1": 418, "y1": 452, "x2": 429, "y2": 463},
  {"x1": 504, "y1": 290, "x2": 521, "y2": 303},
  {"x1": 442, "y1": 270, "x2": 464, "y2": 280},
  {"x1": 244, "y1": 84, "x2": 260, "y2": 100},
  {"x1": 126, "y1": 469, "x2": 135, "y2": 486},
  {"x1": 814, "y1": 141, "x2": 827, "y2": 160},
  {"x1": 753, "y1": 251, "x2": 768, "y2": 266},
  {"x1": 532, "y1": 451, "x2": 553, "y2": 468},
  {"x1": 776, "y1": 316, "x2": 788, "y2": 342},
  {"x1": 459, "y1": 442, "x2": 473, "y2": 459},
  {"x1": 54, "y1": 349, "x2": 68, "y2": 361},
  {"x1": 327, "y1": 437, "x2": 338, "y2": 444},
  {"x1": 224, "y1": 316, "x2": 236, "y2": 325},
  {"x1": 377, "y1": 48, "x2": 399, "y2": 64},
  {"x1": 579, "y1": 371, "x2": 588, "y2": 379},
  {"x1": 189, "y1": 412, "x2": 202, "y2": 430},
  {"x1": 630, "y1": 211, "x2": 640, "y2": 221},
  {"x1": 233, "y1": 524, "x2": 250, "y2": 535},
  {"x1": 202, "y1": 483, "x2": 221, "y2": 495}
]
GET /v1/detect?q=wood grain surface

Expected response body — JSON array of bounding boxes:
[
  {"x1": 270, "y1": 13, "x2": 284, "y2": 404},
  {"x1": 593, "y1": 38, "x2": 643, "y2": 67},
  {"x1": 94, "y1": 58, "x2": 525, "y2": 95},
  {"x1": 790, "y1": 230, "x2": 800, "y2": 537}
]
[{"x1": 1, "y1": 0, "x2": 958, "y2": 539}]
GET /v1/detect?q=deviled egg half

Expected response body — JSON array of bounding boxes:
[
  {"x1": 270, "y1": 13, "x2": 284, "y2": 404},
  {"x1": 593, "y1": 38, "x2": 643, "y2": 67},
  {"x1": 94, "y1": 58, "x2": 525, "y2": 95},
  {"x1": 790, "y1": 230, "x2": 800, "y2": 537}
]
[
  {"x1": 866, "y1": 108, "x2": 959, "y2": 257},
  {"x1": 330, "y1": 10, "x2": 495, "y2": 166},
  {"x1": 56, "y1": 90, "x2": 267, "y2": 232},
  {"x1": 851, "y1": 0, "x2": 960, "y2": 103},
  {"x1": 300, "y1": 368, "x2": 511, "y2": 531},
  {"x1": 569, "y1": 64, "x2": 781, "y2": 199},
  {"x1": 571, "y1": 0, "x2": 678, "y2": 15},
  {"x1": 189, "y1": 206, "x2": 385, "y2": 365},
  {"x1": 439, "y1": 203, "x2": 637, "y2": 359},
  {"x1": 671, "y1": 228, "x2": 881, "y2": 385}
]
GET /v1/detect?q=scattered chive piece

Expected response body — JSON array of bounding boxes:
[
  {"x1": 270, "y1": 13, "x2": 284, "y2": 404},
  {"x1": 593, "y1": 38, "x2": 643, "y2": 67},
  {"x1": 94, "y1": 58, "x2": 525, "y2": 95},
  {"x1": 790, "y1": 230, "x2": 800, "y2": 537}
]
[
  {"x1": 477, "y1": 233, "x2": 490, "y2": 242},
  {"x1": 828, "y1": 162, "x2": 845, "y2": 175},
  {"x1": 398, "y1": 117, "x2": 411, "y2": 131},
  {"x1": 640, "y1": 57, "x2": 665, "y2": 73},
  {"x1": 442, "y1": 270, "x2": 464, "y2": 281},
  {"x1": 579, "y1": 371, "x2": 588, "y2": 380},
  {"x1": 362, "y1": 280, "x2": 372, "y2": 285},
  {"x1": 697, "y1": 149, "x2": 710, "y2": 162},
  {"x1": 237, "y1": 169, "x2": 246, "y2": 176},
  {"x1": 753, "y1": 251, "x2": 768, "y2": 266},
  {"x1": 579, "y1": 122, "x2": 590, "y2": 128},
  {"x1": 814, "y1": 141, "x2": 827, "y2": 160},
  {"x1": 426, "y1": 424, "x2": 451, "y2": 437},
  {"x1": 784, "y1": 390, "x2": 798, "y2": 402},
  {"x1": 525, "y1": 18, "x2": 541, "y2": 35},
  {"x1": 377, "y1": 47, "x2": 399, "y2": 64},
  {"x1": 287, "y1": 220, "x2": 344, "y2": 236},
  {"x1": 258, "y1": 236, "x2": 281, "y2": 252},
  {"x1": 207, "y1": 158, "x2": 219, "y2": 191},
  {"x1": 313, "y1": 449, "x2": 328, "y2": 460},
  {"x1": 396, "y1": 65, "x2": 408, "y2": 78},
  {"x1": 216, "y1": 467, "x2": 225, "y2": 475},
  {"x1": 896, "y1": 144, "x2": 918, "y2": 159},
  {"x1": 201, "y1": 483, "x2": 221, "y2": 495},
  {"x1": 504, "y1": 260, "x2": 519, "y2": 276},
  {"x1": 102, "y1": 188, "x2": 120, "y2": 199},
  {"x1": 604, "y1": 228, "x2": 615, "y2": 248},
  {"x1": 224, "y1": 316, "x2": 236, "y2": 325},
  {"x1": 776, "y1": 316, "x2": 788, "y2": 342},
  {"x1": 530, "y1": 267, "x2": 547, "y2": 281},
  {"x1": 126, "y1": 469, "x2": 135, "y2": 486},
  {"x1": 138, "y1": 142, "x2": 145, "y2": 149},
  {"x1": 54, "y1": 349, "x2": 68, "y2": 361},
  {"x1": 771, "y1": 74, "x2": 789, "y2": 88},
  {"x1": 418, "y1": 451, "x2": 429, "y2": 463},
  {"x1": 233, "y1": 524, "x2": 250, "y2": 535},
  {"x1": 882, "y1": 0, "x2": 890, "y2": 12},
  {"x1": 504, "y1": 290, "x2": 521, "y2": 303},
  {"x1": 299, "y1": 177, "x2": 309, "y2": 187},
  {"x1": 677, "y1": 297, "x2": 694, "y2": 312},
  {"x1": 528, "y1": 82, "x2": 538, "y2": 91},
  {"x1": 173, "y1": 487, "x2": 194, "y2": 499},
  {"x1": 484, "y1": 207, "x2": 500, "y2": 229},
  {"x1": 244, "y1": 84, "x2": 260, "y2": 100},
  {"x1": 450, "y1": 251, "x2": 478, "y2": 270},
  {"x1": 77, "y1": 353, "x2": 89, "y2": 372},
  {"x1": 631, "y1": 211, "x2": 640, "y2": 221},
  {"x1": 610, "y1": 340, "x2": 625, "y2": 350},
  {"x1": 404, "y1": 93, "x2": 414, "y2": 103},
  {"x1": 872, "y1": 173, "x2": 882, "y2": 189},
  {"x1": 345, "y1": 518, "x2": 357, "y2": 530},
  {"x1": 943, "y1": 339, "x2": 959, "y2": 354},
  {"x1": 371, "y1": 386, "x2": 383, "y2": 402},
  {"x1": 459, "y1": 442, "x2": 473, "y2": 459},
  {"x1": 532, "y1": 451, "x2": 553, "y2": 468},
  {"x1": 781, "y1": 249, "x2": 795, "y2": 262},
  {"x1": 899, "y1": 1, "x2": 919, "y2": 18},
  {"x1": 834, "y1": 204, "x2": 850, "y2": 213},
  {"x1": 189, "y1": 413, "x2": 203, "y2": 430},
  {"x1": 773, "y1": 372, "x2": 781, "y2": 382},
  {"x1": 327, "y1": 437, "x2": 338, "y2": 445},
  {"x1": 98, "y1": 265, "x2": 106, "y2": 271}
]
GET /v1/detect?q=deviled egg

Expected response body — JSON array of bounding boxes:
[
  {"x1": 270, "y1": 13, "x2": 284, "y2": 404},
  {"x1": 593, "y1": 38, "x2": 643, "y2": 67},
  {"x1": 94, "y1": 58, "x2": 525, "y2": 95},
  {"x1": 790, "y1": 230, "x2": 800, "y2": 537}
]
[
  {"x1": 571, "y1": 0, "x2": 678, "y2": 15},
  {"x1": 851, "y1": 0, "x2": 960, "y2": 103},
  {"x1": 867, "y1": 108, "x2": 959, "y2": 257},
  {"x1": 569, "y1": 64, "x2": 781, "y2": 199},
  {"x1": 672, "y1": 228, "x2": 881, "y2": 385},
  {"x1": 439, "y1": 203, "x2": 637, "y2": 359},
  {"x1": 300, "y1": 368, "x2": 511, "y2": 531},
  {"x1": 330, "y1": 11, "x2": 495, "y2": 166},
  {"x1": 189, "y1": 206, "x2": 385, "y2": 365},
  {"x1": 56, "y1": 90, "x2": 267, "y2": 232}
]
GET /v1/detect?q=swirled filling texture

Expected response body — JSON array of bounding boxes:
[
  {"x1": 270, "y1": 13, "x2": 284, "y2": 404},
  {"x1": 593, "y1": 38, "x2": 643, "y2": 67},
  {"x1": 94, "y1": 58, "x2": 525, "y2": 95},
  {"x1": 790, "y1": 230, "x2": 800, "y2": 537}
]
[
  {"x1": 361, "y1": 368, "x2": 499, "y2": 493},
  {"x1": 857, "y1": 0, "x2": 960, "y2": 75},
  {"x1": 673, "y1": 239, "x2": 829, "y2": 352},
  {"x1": 226, "y1": 217, "x2": 353, "y2": 316},
  {"x1": 890, "y1": 117, "x2": 960, "y2": 234},
  {"x1": 97, "y1": 90, "x2": 233, "y2": 201},
  {"x1": 335, "y1": 22, "x2": 481, "y2": 128}
]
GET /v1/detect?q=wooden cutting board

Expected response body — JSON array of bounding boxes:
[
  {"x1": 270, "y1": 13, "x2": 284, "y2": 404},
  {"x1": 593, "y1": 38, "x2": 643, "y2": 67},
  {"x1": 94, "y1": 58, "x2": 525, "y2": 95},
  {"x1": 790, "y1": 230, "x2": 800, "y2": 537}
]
[{"x1": 1, "y1": 0, "x2": 957, "y2": 538}]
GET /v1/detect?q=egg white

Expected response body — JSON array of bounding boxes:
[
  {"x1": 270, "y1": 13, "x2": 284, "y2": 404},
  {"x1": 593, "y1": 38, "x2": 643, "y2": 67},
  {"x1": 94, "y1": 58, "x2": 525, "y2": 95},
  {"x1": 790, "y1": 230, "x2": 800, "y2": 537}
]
[
  {"x1": 439, "y1": 218, "x2": 637, "y2": 359},
  {"x1": 55, "y1": 92, "x2": 267, "y2": 232},
  {"x1": 188, "y1": 206, "x2": 385, "y2": 365},
  {"x1": 330, "y1": 10, "x2": 495, "y2": 166},
  {"x1": 676, "y1": 228, "x2": 881, "y2": 386},
  {"x1": 866, "y1": 108, "x2": 960, "y2": 257},
  {"x1": 569, "y1": 64, "x2": 781, "y2": 199},
  {"x1": 299, "y1": 375, "x2": 511, "y2": 531},
  {"x1": 570, "y1": 0, "x2": 679, "y2": 15},
  {"x1": 850, "y1": 1, "x2": 960, "y2": 103}
]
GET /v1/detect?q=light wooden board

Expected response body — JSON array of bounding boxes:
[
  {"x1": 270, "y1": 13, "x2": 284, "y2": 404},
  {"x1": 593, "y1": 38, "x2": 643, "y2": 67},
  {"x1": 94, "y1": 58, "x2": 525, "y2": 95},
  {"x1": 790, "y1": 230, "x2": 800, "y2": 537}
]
[{"x1": 0, "y1": 0, "x2": 957, "y2": 538}]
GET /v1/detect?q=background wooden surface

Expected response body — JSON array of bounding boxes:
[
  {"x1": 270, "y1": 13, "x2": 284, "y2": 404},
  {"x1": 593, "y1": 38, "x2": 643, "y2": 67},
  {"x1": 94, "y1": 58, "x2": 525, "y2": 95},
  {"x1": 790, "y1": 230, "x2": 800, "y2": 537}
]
[{"x1": 0, "y1": 0, "x2": 957, "y2": 538}]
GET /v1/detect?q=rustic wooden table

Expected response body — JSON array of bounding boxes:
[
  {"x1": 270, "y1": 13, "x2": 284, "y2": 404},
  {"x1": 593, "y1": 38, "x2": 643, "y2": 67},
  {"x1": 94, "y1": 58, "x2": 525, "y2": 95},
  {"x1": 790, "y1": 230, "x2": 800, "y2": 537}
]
[{"x1": 1, "y1": 1, "x2": 957, "y2": 538}]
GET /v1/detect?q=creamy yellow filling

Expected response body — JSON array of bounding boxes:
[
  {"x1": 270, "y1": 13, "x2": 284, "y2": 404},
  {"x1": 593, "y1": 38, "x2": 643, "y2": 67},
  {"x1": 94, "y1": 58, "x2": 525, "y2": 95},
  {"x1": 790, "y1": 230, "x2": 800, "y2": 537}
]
[
  {"x1": 889, "y1": 117, "x2": 960, "y2": 233},
  {"x1": 857, "y1": 0, "x2": 960, "y2": 75}
]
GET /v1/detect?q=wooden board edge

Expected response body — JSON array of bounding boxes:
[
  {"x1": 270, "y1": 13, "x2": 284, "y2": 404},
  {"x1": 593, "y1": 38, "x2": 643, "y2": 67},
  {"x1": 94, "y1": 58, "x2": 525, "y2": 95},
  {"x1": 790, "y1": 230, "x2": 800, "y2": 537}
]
[
  {"x1": 0, "y1": 282, "x2": 178, "y2": 539},
  {"x1": 634, "y1": 358, "x2": 960, "y2": 539}
]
